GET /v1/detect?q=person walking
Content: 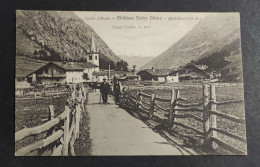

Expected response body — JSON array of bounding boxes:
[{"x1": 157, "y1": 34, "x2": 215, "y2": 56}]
[{"x1": 100, "y1": 77, "x2": 110, "y2": 104}]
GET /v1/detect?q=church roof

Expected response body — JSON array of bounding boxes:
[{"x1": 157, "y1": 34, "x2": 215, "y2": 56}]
[{"x1": 90, "y1": 33, "x2": 97, "y2": 52}]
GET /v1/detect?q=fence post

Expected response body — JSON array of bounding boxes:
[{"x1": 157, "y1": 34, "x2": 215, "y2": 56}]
[
  {"x1": 48, "y1": 105, "x2": 55, "y2": 135},
  {"x1": 63, "y1": 105, "x2": 70, "y2": 156},
  {"x1": 149, "y1": 94, "x2": 155, "y2": 119},
  {"x1": 169, "y1": 89, "x2": 175, "y2": 128},
  {"x1": 127, "y1": 88, "x2": 131, "y2": 108},
  {"x1": 135, "y1": 92, "x2": 140, "y2": 110},
  {"x1": 75, "y1": 104, "x2": 81, "y2": 139},
  {"x1": 139, "y1": 91, "x2": 143, "y2": 108},
  {"x1": 203, "y1": 84, "x2": 210, "y2": 148},
  {"x1": 174, "y1": 89, "x2": 180, "y2": 124},
  {"x1": 210, "y1": 84, "x2": 217, "y2": 148}
]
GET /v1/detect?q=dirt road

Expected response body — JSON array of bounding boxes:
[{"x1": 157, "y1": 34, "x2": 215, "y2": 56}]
[{"x1": 86, "y1": 91, "x2": 192, "y2": 155}]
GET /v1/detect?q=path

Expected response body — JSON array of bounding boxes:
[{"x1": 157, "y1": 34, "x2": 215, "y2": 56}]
[{"x1": 86, "y1": 91, "x2": 192, "y2": 155}]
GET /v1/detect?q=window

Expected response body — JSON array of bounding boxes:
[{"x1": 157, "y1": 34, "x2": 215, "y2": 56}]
[
  {"x1": 95, "y1": 56, "x2": 97, "y2": 60},
  {"x1": 89, "y1": 55, "x2": 92, "y2": 60},
  {"x1": 60, "y1": 71, "x2": 62, "y2": 74}
]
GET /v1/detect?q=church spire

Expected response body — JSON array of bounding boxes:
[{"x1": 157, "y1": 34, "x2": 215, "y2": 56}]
[{"x1": 90, "y1": 33, "x2": 96, "y2": 52}]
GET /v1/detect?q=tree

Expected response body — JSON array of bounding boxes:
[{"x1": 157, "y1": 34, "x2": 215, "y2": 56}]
[
  {"x1": 132, "y1": 65, "x2": 136, "y2": 72},
  {"x1": 82, "y1": 73, "x2": 89, "y2": 81},
  {"x1": 33, "y1": 50, "x2": 38, "y2": 55}
]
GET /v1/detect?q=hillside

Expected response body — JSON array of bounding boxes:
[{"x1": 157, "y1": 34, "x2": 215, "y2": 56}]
[
  {"x1": 16, "y1": 10, "x2": 121, "y2": 69},
  {"x1": 119, "y1": 55, "x2": 154, "y2": 70},
  {"x1": 16, "y1": 56, "x2": 48, "y2": 78},
  {"x1": 140, "y1": 13, "x2": 242, "y2": 72}
]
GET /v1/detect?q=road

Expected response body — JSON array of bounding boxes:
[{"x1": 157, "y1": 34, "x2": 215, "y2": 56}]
[{"x1": 86, "y1": 91, "x2": 192, "y2": 155}]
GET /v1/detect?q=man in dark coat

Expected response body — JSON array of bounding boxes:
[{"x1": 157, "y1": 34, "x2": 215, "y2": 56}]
[
  {"x1": 113, "y1": 79, "x2": 121, "y2": 105},
  {"x1": 100, "y1": 77, "x2": 110, "y2": 104}
]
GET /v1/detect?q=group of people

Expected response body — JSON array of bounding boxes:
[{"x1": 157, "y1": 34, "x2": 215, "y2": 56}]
[{"x1": 99, "y1": 76, "x2": 121, "y2": 105}]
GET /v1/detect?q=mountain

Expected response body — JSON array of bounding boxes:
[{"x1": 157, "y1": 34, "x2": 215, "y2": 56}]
[
  {"x1": 119, "y1": 55, "x2": 154, "y2": 70},
  {"x1": 140, "y1": 13, "x2": 242, "y2": 73},
  {"x1": 16, "y1": 10, "x2": 121, "y2": 68}
]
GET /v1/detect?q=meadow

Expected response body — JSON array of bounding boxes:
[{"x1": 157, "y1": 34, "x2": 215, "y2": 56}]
[{"x1": 15, "y1": 94, "x2": 69, "y2": 155}]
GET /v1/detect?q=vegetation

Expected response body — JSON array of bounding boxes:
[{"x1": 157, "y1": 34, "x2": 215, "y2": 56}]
[
  {"x1": 82, "y1": 73, "x2": 90, "y2": 81},
  {"x1": 115, "y1": 60, "x2": 129, "y2": 71}
]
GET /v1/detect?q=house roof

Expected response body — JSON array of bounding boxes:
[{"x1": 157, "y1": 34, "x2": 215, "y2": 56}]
[
  {"x1": 53, "y1": 62, "x2": 98, "y2": 71},
  {"x1": 16, "y1": 56, "x2": 99, "y2": 78},
  {"x1": 16, "y1": 57, "x2": 49, "y2": 78},
  {"x1": 138, "y1": 69, "x2": 170, "y2": 77}
]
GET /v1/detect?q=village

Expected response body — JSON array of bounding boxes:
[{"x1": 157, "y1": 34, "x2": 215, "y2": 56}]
[
  {"x1": 16, "y1": 33, "x2": 242, "y2": 95},
  {"x1": 15, "y1": 34, "x2": 245, "y2": 156}
]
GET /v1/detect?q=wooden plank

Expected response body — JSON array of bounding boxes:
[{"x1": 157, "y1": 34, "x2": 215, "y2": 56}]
[
  {"x1": 175, "y1": 108, "x2": 203, "y2": 112},
  {"x1": 210, "y1": 84, "x2": 217, "y2": 138},
  {"x1": 140, "y1": 103, "x2": 150, "y2": 111},
  {"x1": 140, "y1": 99, "x2": 150, "y2": 106},
  {"x1": 213, "y1": 100, "x2": 244, "y2": 105},
  {"x1": 168, "y1": 89, "x2": 175, "y2": 128},
  {"x1": 211, "y1": 128, "x2": 246, "y2": 143},
  {"x1": 52, "y1": 144, "x2": 63, "y2": 156},
  {"x1": 149, "y1": 94, "x2": 155, "y2": 119},
  {"x1": 15, "y1": 111, "x2": 66, "y2": 142},
  {"x1": 139, "y1": 92, "x2": 151, "y2": 98},
  {"x1": 176, "y1": 102, "x2": 203, "y2": 107},
  {"x1": 211, "y1": 137, "x2": 246, "y2": 155},
  {"x1": 210, "y1": 110, "x2": 245, "y2": 124},
  {"x1": 63, "y1": 106, "x2": 70, "y2": 156},
  {"x1": 75, "y1": 104, "x2": 81, "y2": 139},
  {"x1": 203, "y1": 84, "x2": 210, "y2": 146},
  {"x1": 15, "y1": 130, "x2": 63, "y2": 156},
  {"x1": 154, "y1": 97, "x2": 171, "y2": 103}
]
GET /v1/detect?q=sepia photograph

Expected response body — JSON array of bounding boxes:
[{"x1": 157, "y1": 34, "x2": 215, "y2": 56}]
[{"x1": 15, "y1": 11, "x2": 246, "y2": 156}]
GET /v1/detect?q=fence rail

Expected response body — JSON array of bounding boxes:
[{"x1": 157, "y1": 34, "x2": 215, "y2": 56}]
[
  {"x1": 15, "y1": 86, "x2": 87, "y2": 156},
  {"x1": 119, "y1": 83, "x2": 246, "y2": 154}
]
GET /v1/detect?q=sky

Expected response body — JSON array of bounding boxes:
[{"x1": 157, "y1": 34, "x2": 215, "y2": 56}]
[{"x1": 75, "y1": 12, "x2": 208, "y2": 57}]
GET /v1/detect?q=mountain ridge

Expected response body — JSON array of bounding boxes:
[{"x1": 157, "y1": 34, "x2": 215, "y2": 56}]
[
  {"x1": 140, "y1": 13, "x2": 241, "y2": 72},
  {"x1": 16, "y1": 11, "x2": 121, "y2": 68}
]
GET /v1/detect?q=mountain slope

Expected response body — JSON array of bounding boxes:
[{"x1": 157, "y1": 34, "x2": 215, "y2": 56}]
[
  {"x1": 140, "y1": 13, "x2": 241, "y2": 70},
  {"x1": 16, "y1": 10, "x2": 121, "y2": 67}
]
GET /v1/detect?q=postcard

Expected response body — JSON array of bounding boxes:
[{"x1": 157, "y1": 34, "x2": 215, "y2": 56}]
[{"x1": 15, "y1": 11, "x2": 246, "y2": 156}]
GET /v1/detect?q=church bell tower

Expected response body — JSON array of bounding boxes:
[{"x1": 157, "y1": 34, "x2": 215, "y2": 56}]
[{"x1": 87, "y1": 33, "x2": 99, "y2": 67}]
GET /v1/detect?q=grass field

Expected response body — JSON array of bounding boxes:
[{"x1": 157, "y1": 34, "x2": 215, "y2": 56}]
[
  {"x1": 15, "y1": 94, "x2": 69, "y2": 155},
  {"x1": 127, "y1": 83, "x2": 246, "y2": 154}
]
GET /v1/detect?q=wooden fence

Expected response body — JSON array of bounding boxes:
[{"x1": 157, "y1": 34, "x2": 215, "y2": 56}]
[
  {"x1": 16, "y1": 87, "x2": 70, "y2": 98},
  {"x1": 15, "y1": 88, "x2": 86, "y2": 156},
  {"x1": 119, "y1": 84, "x2": 246, "y2": 154}
]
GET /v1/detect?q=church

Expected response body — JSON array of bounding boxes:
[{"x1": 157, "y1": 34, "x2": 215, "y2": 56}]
[{"x1": 25, "y1": 33, "x2": 100, "y2": 85}]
